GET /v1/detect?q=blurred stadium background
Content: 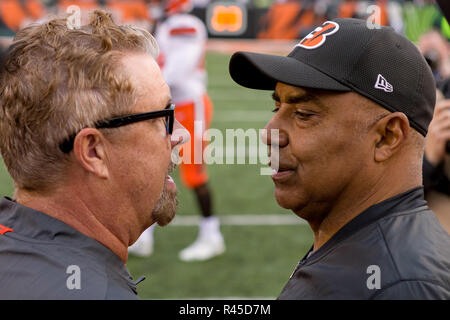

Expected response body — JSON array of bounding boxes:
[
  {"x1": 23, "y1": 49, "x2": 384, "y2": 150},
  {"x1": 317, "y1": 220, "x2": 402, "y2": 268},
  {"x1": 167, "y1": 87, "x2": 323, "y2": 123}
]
[{"x1": 0, "y1": 0, "x2": 448, "y2": 299}]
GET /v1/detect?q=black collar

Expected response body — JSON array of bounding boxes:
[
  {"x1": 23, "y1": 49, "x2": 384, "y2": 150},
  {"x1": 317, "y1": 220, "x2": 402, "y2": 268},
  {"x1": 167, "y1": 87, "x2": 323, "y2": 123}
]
[
  {"x1": 0, "y1": 197, "x2": 138, "y2": 290},
  {"x1": 302, "y1": 186, "x2": 428, "y2": 262}
]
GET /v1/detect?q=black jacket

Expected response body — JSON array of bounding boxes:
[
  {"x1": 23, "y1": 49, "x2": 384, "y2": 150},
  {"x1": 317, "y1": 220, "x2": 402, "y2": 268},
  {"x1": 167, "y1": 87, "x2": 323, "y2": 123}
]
[
  {"x1": 278, "y1": 187, "x2": 450, "y2": 300},
  {"x1": 0, "y1": 197, "x2": 139, "y2": 299}
]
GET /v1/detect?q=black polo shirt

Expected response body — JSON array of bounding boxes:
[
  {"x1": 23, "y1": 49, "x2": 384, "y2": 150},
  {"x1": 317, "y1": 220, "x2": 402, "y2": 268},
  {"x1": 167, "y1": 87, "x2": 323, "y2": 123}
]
[
  {"x1": 278, "y1": 187, "x2": 450, "y2": 299},
  {"x1": 0, "y1": 197, "x2": 140, "y2": 299}
]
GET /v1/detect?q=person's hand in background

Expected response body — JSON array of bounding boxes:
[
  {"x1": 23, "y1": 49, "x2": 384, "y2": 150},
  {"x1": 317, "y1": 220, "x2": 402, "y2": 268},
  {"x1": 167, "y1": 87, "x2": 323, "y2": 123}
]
[
  {"x1": 418, "y1": 30, "x2": 450, "y2": 80},
  {"x1": 425, "y1": 97, "x2": 450, "y2": 166}
]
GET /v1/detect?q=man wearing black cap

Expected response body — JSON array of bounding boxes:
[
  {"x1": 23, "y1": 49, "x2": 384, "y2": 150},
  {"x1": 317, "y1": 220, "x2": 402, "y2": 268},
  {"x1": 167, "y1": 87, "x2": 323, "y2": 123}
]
[{"x1": 229, "y1": 18, "x2": 450, "y2": 299}]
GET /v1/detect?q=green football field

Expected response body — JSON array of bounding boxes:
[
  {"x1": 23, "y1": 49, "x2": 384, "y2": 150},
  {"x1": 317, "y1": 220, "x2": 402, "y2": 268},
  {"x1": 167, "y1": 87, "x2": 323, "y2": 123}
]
[{"x1": 0, "y1": 52, "x2": 314, "y2": 299}]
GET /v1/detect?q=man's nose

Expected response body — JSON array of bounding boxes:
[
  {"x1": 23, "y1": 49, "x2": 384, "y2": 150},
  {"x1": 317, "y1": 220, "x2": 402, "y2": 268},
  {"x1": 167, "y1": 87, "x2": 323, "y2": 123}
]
[
  {"x1": 170, "y1": 119, "x2": 190, "y2": 148},
  {"x1": 261, "y1": 118, "x2": 288, "y2": 148}
]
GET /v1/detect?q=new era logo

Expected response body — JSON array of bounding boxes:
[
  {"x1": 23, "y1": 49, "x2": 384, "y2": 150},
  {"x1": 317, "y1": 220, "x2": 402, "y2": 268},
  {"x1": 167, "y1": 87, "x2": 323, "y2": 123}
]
[{"x1": 374, "y1": 74, "x2": 393, "y2": 93}]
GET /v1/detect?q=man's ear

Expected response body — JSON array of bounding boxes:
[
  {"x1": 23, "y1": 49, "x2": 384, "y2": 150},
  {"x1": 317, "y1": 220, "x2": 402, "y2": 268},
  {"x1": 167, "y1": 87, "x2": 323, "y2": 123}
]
[
  {"x1": 73, "y1": 128, "x2": 109, "y2": 179},
  {"x1": 373, "y1": 112, "x2": 410, "y2": 162}
]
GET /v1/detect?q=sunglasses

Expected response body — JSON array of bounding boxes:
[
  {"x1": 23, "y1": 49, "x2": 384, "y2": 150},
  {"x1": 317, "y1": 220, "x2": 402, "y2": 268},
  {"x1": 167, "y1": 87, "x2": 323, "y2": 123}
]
[{"x1": 59, "y1": 103, "x2": 175, "y2": 153}]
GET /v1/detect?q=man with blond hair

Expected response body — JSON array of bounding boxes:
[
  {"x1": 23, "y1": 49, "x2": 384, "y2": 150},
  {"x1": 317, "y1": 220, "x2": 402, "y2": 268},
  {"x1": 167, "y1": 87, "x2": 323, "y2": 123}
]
[
  {"x1": 0, "y1": 10, "x2": 187, "y2": 299},
  {"x1": 230, "y1": 18, "x2": 450, "y2": 299}
]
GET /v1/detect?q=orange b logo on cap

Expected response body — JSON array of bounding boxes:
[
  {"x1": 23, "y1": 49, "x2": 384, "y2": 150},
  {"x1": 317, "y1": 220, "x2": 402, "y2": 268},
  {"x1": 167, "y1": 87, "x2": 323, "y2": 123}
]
[{"x1": 296, "y1": 21, "x2": 340, "y2": 49}]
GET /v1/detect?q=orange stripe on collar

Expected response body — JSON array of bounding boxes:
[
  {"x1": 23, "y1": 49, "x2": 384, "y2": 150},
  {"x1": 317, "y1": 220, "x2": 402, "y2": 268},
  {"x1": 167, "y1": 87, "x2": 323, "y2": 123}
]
[{"x1": 0, "y1": 224, "x2": 13, "y2": 235}]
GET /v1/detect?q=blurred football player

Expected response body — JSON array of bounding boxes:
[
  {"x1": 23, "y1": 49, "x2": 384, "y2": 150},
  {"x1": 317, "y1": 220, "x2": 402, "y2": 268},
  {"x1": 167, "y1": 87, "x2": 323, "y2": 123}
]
[
  {"x1": 105, "y1": 0, "x2": 151, "y2": 29},
  {"x1": 129, "y1": 0, "x2": 225, "y2": 262}
]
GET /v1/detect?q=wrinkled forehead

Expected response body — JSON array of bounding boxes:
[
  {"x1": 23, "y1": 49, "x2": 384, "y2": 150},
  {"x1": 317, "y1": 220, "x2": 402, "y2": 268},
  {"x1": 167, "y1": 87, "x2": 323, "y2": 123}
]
[{"x1": 120, "y1": 53, "x2": 171, "y2": 111}]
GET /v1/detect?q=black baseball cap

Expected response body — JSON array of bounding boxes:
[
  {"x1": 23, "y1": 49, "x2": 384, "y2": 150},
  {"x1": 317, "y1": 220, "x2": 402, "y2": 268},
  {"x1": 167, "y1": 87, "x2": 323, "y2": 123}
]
[{"x1": 229, "y1": 18, "x2": 436, "y2": 136}]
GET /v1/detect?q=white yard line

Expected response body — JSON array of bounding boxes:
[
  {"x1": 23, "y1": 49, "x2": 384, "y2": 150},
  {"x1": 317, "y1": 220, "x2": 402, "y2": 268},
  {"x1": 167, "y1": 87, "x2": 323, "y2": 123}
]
[
  {"x1": 210, "y1": 95, "x2": 269, "y2": 102},
  {"x1": 206, "y1": 39, "x2": 297, "y2": 55},
  {"x1": 169, "y1": 214, "x2": 307, "y2": 226},
  {"x1": 212, "y1": 110, "x2": 271, "y2": 123}
]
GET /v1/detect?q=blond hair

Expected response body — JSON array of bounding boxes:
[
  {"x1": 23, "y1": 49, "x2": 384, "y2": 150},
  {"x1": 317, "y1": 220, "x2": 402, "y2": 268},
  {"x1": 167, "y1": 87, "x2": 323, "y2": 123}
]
[{"x1": 0, "y1": 10, "x2": 159, "y2": 192}]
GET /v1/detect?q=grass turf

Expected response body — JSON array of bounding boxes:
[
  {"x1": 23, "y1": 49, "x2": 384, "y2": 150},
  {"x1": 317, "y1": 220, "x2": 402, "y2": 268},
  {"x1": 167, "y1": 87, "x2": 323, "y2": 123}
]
[
  {"x1": 128, "y1": 224, "x2": 313, "y2": 299},
  {"x1": 0, "y1": 51, "x2": 314, "y2": 299}
]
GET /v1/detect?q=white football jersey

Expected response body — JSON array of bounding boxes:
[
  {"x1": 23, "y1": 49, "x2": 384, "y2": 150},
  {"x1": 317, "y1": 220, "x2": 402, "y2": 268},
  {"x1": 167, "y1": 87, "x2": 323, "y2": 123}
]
[{"x1": 155, "y1": 13, "x2": 208, "y2": 104}]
